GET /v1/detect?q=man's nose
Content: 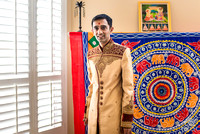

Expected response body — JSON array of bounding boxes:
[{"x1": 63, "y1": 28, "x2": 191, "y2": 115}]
[{"x1": 97, "y1": 28, "x2": 103, "y2": 34}]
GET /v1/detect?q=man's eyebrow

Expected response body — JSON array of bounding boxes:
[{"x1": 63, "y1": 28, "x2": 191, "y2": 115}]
[
  {"x1": 93, "y1": 25, "x2": 107, "y2": 29},
  {"x1": 93, "y1": 26, "x2": 99, "y2": 29}
]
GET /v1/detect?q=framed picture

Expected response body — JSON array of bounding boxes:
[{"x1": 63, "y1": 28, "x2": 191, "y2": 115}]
[{"x1": 138, "y1": 1, "x2": 171, "y2": 32}]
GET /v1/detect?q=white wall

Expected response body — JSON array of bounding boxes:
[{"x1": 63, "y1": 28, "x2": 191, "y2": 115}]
[
  {"x1": 71, "y1": 0, "x2": 200, "y2": 32},
  {"x1": 67, "y1": 0, "x2": 74, "y2": 134}
]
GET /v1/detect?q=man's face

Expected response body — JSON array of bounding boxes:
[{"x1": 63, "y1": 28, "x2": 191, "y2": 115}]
[{"x1": 92, "y1": 19, "x2": 113, "y2": 46}]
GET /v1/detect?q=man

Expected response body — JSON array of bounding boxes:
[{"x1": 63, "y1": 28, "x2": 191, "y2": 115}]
[{"x1": 83, "y1": 14, "x2": 134, "y2": 134}]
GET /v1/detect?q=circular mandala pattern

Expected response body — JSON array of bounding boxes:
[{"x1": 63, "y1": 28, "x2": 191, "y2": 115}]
[
  {"x1": 148, "y1": 77, "x2": 175, "y2": 105},
  {"x1": 131, "y1": 40, "x2": 200, "y2": 134},
  {"x1": 137, "y1": 67, "x2": 187, "y2": 117}
]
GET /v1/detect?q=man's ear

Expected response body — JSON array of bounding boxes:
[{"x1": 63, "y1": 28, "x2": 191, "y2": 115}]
[{"x1": 110, "y1": 27, "x2": 114, "y2": 33}]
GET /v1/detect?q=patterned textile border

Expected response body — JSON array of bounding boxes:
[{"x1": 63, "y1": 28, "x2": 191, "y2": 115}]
[
  {"x1": 82, "y1": 32, "x2": 200, "y2": 134},
  {"x1": 82, "y1": 32, "x2": 90, "y2": 98}
]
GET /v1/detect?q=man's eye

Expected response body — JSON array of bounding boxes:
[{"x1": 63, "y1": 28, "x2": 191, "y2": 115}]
[
  {"x1": 101, "y1": 26, "x2": 107, "y2": 30},
  {"x1": 94, "y1": 26, "x2": 99, "y2": 31}
]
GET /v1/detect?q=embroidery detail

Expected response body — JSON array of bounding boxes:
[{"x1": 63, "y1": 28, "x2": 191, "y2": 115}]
[
  {"x1": 186, "y1": 93, "x2": 198, "y2": 108},
  {"x1": 87, "y1": 46, "x2": 101, "y2": 58},
  {"x1": 88, "y1": 41, "x2": 127, "y2": 77},
  {"x1": 88, "y1": 41, "x2": 126, "y2": 59},
  {"x1": 103, "y1": 41, "x2": 126, "y2": 55},
  {"x1": 96, "y1": 56, "x2": 120, "y2": 77},
  {"x1": 122, "y1": 114, "x2": 134, "y2": 122},
  {"x1": 122, "y1": 96, "x2": 134, "y2": 124},
  {"x1": 144, "y1": 115, "x2": 159, "y2": 128},
  {"x1": 133, "y1": 104, "x2": 144, "y2": 119},
  {"x1": 160, "y1": 117, "x2": 175, "y2": 128}
]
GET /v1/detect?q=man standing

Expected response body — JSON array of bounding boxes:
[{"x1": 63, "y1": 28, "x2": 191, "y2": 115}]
[{"x1": 84, "y1": 14, "x2": 134, "y2": 134}]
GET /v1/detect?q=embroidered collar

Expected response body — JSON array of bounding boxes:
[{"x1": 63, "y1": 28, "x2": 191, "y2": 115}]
[{"x1": 98, "y1": 38, "x2": 113, "y2": 52}]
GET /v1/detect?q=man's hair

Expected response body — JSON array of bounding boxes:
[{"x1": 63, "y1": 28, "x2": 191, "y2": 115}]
[{"x1": 91, "y1": 14, "x2": 112, "y2": 28}]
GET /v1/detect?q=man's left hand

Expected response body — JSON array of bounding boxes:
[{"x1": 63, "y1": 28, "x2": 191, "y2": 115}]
[{"x1": 123, "y1": 128, "x2": 132, "y2": 134}]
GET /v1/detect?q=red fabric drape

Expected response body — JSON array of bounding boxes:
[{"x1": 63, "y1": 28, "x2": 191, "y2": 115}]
[{"x1": 69, "y1": 32, "x2": 85, "y2": 134}]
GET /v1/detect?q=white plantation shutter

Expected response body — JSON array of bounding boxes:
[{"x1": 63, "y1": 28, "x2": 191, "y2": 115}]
[
  {"x1": 38, "y1": 81, "x2": 62, "y2": 132},
  {"x1": 0, "y1": 0, "x2": 29, "y2": 79},
  {"x1": 0, "y1": 0, "x2": 65, "y2": 134},
  {"x1": 0, "y1": 84, "x2": 30, "y2": 134},
  {"x1": 37, "y1": 0, "x2": 61, "y2": 76},
  {"x1": 37, "y1": 0, "x2": 62, "y2": 132},
  {"x1": 0, "y1": 0, "x2": 30, "y2": 133}
]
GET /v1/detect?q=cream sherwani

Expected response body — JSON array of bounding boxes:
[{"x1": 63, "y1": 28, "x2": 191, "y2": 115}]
[{"x1": 84, "y1": 39, "x2": 134, "y2": 134}]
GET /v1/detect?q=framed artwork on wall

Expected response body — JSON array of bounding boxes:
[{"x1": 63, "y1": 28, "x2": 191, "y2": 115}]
[{"x1": 138, "y1": 1, "x2": 171, "y2": 32}]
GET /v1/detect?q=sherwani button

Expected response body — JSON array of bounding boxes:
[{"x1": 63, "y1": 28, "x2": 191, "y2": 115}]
[
  {"x1": 100, "y1": 81, "x2": 104, "y2": 84},
  {"x1": 100, "y1": 91, "x2": 103, "y2": 94},
  {"x1": 100, "y1": 86, "x2": 103, "y2": 89},
  {"x1": 100, "y1": 96, "x2": 103, "y2": 100},
  {"x1": 100, "y1": 102, "x2": 103, "y2": 105}
]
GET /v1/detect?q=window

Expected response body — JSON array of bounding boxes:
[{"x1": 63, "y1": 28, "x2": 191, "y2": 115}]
[{"x1": 0, "y1": 0, "x2": 66, "y2": 134}]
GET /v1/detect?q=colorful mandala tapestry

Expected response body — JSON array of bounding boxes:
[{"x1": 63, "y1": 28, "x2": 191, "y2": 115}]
[{"x1": 82, "y1": 32, "x2": 200, "y2": 134}]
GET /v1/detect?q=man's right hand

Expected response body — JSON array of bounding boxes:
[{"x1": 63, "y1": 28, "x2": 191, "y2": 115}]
[{"x1": 83, "y1": 118, "x2": 88, "y2": 126}]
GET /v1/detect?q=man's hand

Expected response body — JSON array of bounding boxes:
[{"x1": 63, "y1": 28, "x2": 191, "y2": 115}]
[
  {"x1": 123, "y1": 128, "x2": 132, "y2": 134},
  {"x1": 83, "y1": 118, "x2": 88, "y2": 126}
]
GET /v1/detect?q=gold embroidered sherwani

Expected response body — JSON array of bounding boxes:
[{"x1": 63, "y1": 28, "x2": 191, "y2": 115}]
[{"x1": 84, "y1": 40, "x2": 134, "y2": 134}]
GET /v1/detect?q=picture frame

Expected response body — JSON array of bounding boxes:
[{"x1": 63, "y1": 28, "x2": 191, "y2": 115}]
[{"x1": 138, "y1": 1, "x2": 171, "y2": 32}]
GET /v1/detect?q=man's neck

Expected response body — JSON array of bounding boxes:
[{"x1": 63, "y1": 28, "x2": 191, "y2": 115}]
[{"x1": 100, "y1": 39, "x2": 110, "y2": 48}]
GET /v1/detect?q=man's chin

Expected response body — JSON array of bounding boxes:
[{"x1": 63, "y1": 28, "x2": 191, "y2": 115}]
[{"x1": 97, "y1": 39, "x2": 105, "y2": 43}]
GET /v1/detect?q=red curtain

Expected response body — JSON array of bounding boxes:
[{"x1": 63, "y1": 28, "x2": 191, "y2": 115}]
[{"x1": 69, "y1": 32, "x2": 85, "y2": 134}]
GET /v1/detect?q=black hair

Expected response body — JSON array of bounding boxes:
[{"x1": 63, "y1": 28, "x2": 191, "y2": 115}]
[{"x1": 91, "y1": 14, "x2": 112, "y2": 28}]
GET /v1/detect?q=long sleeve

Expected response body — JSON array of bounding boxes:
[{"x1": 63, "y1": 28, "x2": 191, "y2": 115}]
[
  {"x1": 121, "y1": 48, "x2": 134, "y2": 128},
  {"x1": 84, "y1": 59, "x2": 93, "y2": 119}
]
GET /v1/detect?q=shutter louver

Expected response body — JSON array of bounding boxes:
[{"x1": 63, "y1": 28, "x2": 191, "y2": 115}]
[
  {"x1": 0, "y1": 85, "x2": 30, "y2": 134},
  {"x1": 38, "y1": 81, "x2": 62, "y2": 132},
  {"x1": 37, "y1": 0, "x2": 62, "y2": 77},
  {"x1": 37, "y1": 0, "x2": 62, "y2": 132},
  {"x1": 0, "y1": 0, "x2": 30, "y2": 133},
  {"x1": 0, "y1": 0, "x2": 29, "y2": 79}
]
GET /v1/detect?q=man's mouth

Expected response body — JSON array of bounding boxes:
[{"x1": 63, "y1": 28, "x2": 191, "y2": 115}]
[{"x1": 98, "y1": 35, "x2": 104, "y2": 39}]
